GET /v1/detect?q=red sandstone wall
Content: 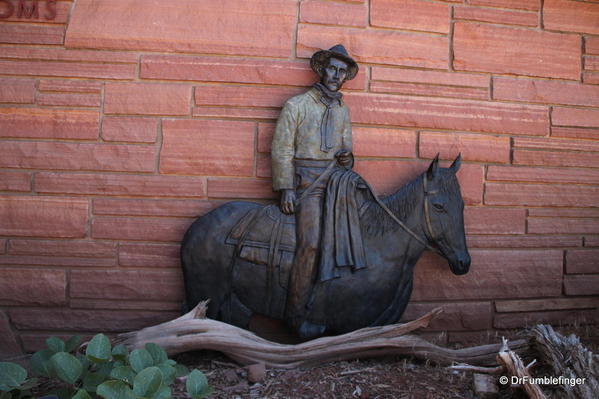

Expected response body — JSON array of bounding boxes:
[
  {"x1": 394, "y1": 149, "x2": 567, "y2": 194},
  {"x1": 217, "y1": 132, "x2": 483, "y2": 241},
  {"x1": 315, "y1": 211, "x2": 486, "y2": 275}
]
[{"x1": 1, "y1": 0, "x2": 598, "y2": 355}]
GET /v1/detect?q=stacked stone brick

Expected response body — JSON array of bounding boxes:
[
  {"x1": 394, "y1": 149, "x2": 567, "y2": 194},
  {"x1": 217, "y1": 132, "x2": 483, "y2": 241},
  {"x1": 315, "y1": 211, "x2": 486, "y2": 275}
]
[{"x1": 1, "y1": 0, "x2": 598, "y2": 355}]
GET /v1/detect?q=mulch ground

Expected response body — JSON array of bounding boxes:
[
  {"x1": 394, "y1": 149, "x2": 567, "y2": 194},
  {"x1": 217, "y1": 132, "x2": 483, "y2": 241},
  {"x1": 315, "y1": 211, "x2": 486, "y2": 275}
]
[{"x1": 175, "y1": 351, "x2": 479, "y2": 399}]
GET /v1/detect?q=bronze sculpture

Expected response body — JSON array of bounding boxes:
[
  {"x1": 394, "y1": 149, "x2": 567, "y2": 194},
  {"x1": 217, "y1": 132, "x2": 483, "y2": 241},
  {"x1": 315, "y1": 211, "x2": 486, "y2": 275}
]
[
  {"x1": 272, "y1": 45, "x2": 361, "y2": 338},
  {"x1": 181, "y1": 45, "x2": 471, "y2": 340}
]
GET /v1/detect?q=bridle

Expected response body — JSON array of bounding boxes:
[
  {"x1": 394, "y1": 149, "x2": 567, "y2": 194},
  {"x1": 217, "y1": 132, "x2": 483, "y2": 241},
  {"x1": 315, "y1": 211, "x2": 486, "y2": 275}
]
[{"x1": 422, "y1": 173, "x2": 440, "y2": 245}]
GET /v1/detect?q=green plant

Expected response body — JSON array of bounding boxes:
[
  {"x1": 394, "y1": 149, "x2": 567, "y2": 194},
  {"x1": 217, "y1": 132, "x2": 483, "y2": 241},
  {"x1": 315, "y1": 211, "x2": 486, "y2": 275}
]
[
  {"x1": 0, "y1": 362, "x2": 38, "y2": 399},
  {"x1": 2, "y1": 334, "x2": 212, "y2": 399}
]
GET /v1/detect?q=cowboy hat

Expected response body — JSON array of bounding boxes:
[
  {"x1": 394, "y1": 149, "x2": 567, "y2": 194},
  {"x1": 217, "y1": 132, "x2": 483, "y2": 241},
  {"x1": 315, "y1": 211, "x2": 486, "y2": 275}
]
[{"x1": 310, "y1": 44, "x2": 359, "y2": 81}]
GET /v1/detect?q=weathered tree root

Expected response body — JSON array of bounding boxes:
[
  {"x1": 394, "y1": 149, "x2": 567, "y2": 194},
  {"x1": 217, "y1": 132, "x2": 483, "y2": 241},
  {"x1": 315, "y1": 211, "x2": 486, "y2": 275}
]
[
  {"x1": 531, "y1": 324, "x2": 599, "y2": 399},
  {"x1": 497, "y1": 337, "x2": 547, "y2": 399},
  {"x1": 451, "y1": 325, "x2": 598, "y2": 399},
  {"x1": 115, "y1": 301, "x2": 527, "y2": 369}
]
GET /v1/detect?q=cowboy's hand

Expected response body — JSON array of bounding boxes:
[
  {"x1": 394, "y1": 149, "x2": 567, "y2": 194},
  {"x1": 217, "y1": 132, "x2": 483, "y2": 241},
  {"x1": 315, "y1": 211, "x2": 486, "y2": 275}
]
[
  {"x1": 280, "y1": 189, "x2": 296, "y2": 214},
  {"x1": 336, "y1": 150, "x2": 353, "y2": 168}
]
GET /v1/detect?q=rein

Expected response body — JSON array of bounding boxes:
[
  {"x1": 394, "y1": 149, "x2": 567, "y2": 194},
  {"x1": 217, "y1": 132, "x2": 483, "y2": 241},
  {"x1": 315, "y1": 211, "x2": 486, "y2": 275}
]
[
  {"x1": 422, "y1": 173, "x2": 439, "y2": 244},
  {"x1": 363, "y1": 174, "x2": 442, "y2": 256},
  {"x1": 297, "y1": 159, "x2": 338, "y2": 203},
  {"x1": 293, "y1": 159, "x2": 442, "y2": 255}
]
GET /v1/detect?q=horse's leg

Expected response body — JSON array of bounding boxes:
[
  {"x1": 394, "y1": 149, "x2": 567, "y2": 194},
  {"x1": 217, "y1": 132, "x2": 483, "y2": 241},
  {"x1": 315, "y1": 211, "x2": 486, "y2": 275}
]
[
  {"x1": 370, "y1": 277, "x2": 413, "y2": 326},
  {"x1": 220, "y1": 291, "x2": 253, "y2": 328},
  {"x1": 181, "y1": 229, "x2": 231, "y2": 320}
]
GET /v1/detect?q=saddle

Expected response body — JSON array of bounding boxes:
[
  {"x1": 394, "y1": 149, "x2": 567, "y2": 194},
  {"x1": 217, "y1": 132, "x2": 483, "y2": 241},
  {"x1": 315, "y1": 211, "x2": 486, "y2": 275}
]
[
  {"x1": 223, "y1": 166, "x2": 374, "y2": 320},
  {"x1": 225, "y1": 204, "x2": 296, "y2": 319}
]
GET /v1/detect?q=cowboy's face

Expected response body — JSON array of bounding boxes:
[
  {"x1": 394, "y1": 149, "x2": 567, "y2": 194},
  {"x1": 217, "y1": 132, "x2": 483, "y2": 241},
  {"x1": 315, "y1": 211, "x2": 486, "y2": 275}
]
[{"x1": 321, "y1": 57, "x2": 348, "y2": 92}]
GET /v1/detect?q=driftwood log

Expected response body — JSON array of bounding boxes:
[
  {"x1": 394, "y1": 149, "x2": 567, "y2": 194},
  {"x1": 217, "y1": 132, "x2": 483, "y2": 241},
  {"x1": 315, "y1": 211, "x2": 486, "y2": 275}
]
[
  {"x1": 116, "y1": 302, "x2": 597, "y2": 398},
  {"x1": 116, "y1": 301, "x2": 527, "y2": 369}
]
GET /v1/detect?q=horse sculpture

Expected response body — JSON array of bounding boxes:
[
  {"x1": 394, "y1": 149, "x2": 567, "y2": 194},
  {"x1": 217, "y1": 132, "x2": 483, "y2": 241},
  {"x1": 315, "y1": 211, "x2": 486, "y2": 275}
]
[{"x1": 181, "y1": 155, "x2": 471, "y2": 338}]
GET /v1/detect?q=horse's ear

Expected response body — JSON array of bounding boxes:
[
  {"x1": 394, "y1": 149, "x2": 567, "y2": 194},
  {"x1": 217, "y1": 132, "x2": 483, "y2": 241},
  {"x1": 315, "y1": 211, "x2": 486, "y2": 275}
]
[
  {"x1": 427, "y1": 154, "x2": 440, "y2": 180},
  {"x1": 450, "y1": 153, "x2": 462, "y2": 174}
]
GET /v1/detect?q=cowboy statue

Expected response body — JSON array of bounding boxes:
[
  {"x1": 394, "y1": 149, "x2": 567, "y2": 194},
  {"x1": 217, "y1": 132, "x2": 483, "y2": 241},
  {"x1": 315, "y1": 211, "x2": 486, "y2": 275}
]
[
  {"x1": 272, "y1": 44, "x2": 367, "y2": 338},
  {"x1": 180, "y1": 45, "x2": 471, "y2": 342}
]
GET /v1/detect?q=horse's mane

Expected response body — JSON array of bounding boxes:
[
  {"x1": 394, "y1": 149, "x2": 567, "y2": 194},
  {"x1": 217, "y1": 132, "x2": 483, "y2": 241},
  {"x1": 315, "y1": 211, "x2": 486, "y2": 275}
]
[
  {"x1": 361, "y1": 175, "x2": 422, "y2": 236},
  {"x1": 361, "y1": 169, "x2": 459, "y2": 236}
]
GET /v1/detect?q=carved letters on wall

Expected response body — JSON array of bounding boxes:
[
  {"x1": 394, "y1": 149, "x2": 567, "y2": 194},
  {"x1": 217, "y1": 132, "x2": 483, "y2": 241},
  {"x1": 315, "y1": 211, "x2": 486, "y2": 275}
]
[{"x1": 0, "y1": 0, "x2": 57, "y2": 20}]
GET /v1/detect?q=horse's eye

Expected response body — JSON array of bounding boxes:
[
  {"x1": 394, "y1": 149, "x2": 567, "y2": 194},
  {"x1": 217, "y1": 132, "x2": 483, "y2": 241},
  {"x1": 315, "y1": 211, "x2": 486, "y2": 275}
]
[{"x1": 433, "y1": 203, "x2": 445, "y2": 211}]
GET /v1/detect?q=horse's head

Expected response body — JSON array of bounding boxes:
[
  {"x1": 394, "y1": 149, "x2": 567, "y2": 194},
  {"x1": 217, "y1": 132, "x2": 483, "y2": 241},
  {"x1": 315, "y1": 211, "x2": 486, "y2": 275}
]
[{"x1": 423, "y1": 154, "x2": 471, "y2": 275}]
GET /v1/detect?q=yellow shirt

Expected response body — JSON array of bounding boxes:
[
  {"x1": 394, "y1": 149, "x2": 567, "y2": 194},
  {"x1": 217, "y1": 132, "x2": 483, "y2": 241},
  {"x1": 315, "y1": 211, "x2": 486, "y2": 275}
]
[{"x1": 271, "y1": 88, "x2": 352, "y2": 191}]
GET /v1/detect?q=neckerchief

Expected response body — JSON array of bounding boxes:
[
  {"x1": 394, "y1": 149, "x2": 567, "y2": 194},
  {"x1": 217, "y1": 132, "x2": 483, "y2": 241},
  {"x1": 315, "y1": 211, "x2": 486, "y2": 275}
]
[{"x1": 313, "y1": 82, "x2": 343, "y2": 153}]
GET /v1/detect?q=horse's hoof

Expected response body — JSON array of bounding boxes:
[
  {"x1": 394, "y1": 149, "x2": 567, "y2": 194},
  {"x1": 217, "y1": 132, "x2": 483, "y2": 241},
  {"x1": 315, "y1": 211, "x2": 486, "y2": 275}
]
[{"x1": 298, "y1": 320, "x2": 326, "y2": 340}]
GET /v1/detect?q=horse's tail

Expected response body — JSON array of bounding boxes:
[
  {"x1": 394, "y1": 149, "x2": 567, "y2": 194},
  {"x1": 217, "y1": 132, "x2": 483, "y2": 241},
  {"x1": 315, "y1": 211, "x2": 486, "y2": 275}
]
[
  {"x1": 179, "y1": 201, "x2": 264, "y2": 321},
  {"x1": 180, "y1": 217, "x2": 203, "y2": 312}
]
